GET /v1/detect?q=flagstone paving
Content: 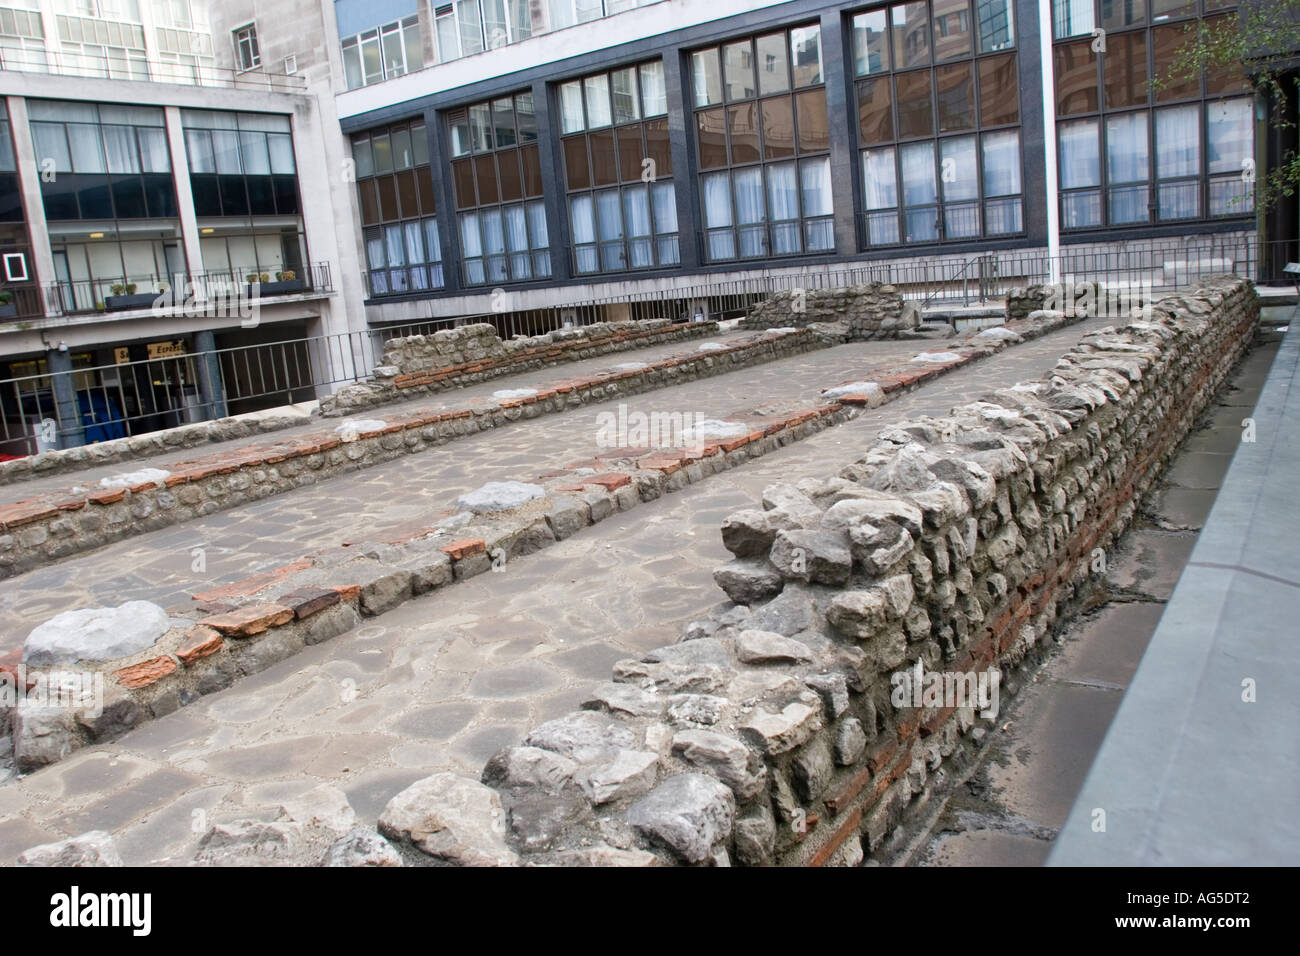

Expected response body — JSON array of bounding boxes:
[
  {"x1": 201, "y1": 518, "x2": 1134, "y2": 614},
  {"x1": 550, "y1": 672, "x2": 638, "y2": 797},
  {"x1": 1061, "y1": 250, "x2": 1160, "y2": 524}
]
[{"x1": 0, "y1": 315, "x2": 1118, "y2": 864}]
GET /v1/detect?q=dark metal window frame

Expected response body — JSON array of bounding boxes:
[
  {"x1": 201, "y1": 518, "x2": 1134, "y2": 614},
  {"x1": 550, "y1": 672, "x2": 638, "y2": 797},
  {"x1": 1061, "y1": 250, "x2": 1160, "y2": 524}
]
[
  {"x1": 559, "y1": 60, "x2": 680, "y2": 276},
  {"x1": 850, "y1": 0, "x2": 1026, "y2": 249},
  {"x1": 1051, "y1": 1, "x2": 1254, "y2": 231},
  {"x1": 689, "y1": 22, "x2": 835, "y2": 263}
]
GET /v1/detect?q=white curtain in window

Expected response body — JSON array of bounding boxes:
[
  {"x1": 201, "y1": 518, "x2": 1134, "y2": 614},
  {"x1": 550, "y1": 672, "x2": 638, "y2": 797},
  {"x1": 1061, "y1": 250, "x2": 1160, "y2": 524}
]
[
  {"x1": 136, "y1": 128, "x2": 170, "y2": 173},
  {"x1": 33, "y1": 123, "x2": 72, "y2": 172},
  {"x1": 404, "y1": 221, "x2": 425, "y2": 264},
  {"x1": 482, "y1": 209, "x2": 507, "y2": 281},
  {"x1": 702, "y1": 172, "x2": 732, "y2": 227},
  {"x1": 623, "y1": 186, "x2": 653, "y2": 267},
  {"x1": 1206, "y1": 98, "x2": 1251, "y2": 175},
  {"x1": 862, "y1": 147, "x2": 897, "y2": 209},
  {"x1": 940, "y1": 136, "x2": 978, "y2": 201},
  {"x1": 640, "y1": 61, "x2": 667, "y2": 116},
  {"x1": 1106, "y1": 112, "x2": 1148, "y2": 183},
  {"x1": 239, "y1": 131, "x2": 270, "y2": 175},
  {"x1": 981, "y1": 130, "x2": 1021, "y2": 197},
  {"x1": 1052, "y1": 0, "x2": 1094, "y2": 38},
  {"x1": 799, "y1": 156, "x2": 832, "y2": 218},
  {"x1": 460, "y1": 212, "x2": 483, "y2": 257},
  {"x1": 900, "y1": 142, "x2": 937, "y2": 206},
  {"x1": 366, "y1": 235, "x2": 386, "y2": 270},
  {"x1": 733, "y1": 168, "x2": 764, "y2": 224},
  {"x1": 1058, "y1": 119, "x2": 1099, "y2": 189},
  {"x1": 571, "y1": 194, "x2": 598, "y2": 272},
  {"x1": 102, "y1": 126, "x2": 139, "y2": 173},
  {"x1": 560, "y1": 82, "x2": 585, "y2": 133},
  {"x1": 212, "y1": 129, "x2": 242, "y2": 174},
  {"x1": 68, "y1": 124, "x2": 107, "y2": 173},
  {"x1": 526, "y1": 201, "x2": 548, "y2": 248},
  {"x1": 585, "y1": 75, "x2": 612, "y2": 128},
  {"x1": 767, "y1": 162, "x2": 799, "y2": 221},
  {"x1": 652, "y1": 181, "x2": 677, "y2": 234},
  {"x1": 458, "y1": 0, "x2": 485, "y2": 56},
  {"x1": 505, "y1": 205, "x2": 531, "y2": 277},
  {"x1": 385, "y1": 225, "x2": 405, "y2": 266},
  {"x1": 424, "y1": 219, "x2": 442, "y2": 263},
  {"x1": 1156, "y1": 106, "x2": 1199, "y2": 179}
]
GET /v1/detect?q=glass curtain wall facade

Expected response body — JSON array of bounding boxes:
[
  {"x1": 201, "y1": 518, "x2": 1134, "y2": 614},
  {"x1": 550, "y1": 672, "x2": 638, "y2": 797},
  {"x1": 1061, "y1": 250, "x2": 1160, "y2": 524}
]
[
  {"x1": 853, "y1": 0, "x2": 1024, "y2": 246},
  {"x1": 559, "y1": 61, "x2": 679, "y2": 274},
  {"x1": 691, "y1": 24, "x2": 835, "y2": 262},
  {"x1": 352, "y1": 118, "x2": 444, "y2": 296},
  {"x1": 1052, "y1": 0, "x2": 1254, "y2": 229},
  {"x1": 29, "y1": 100, "x2": 182, "y2": 312},
  {"x1": 447, "y1": 92, "x2": 550, "y2": 285},
  {"x1": 182, "y1": 110, "x2": 306, "y2": 289}
]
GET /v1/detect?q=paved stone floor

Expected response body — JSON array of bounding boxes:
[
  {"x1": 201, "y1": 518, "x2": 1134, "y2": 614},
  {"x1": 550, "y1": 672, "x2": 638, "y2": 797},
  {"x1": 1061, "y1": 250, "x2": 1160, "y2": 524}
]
[
  {"x1": 908, "y1": 327, "x2": 1283, "y2": 867},
  {"x1": 0, "y1": 326, "x2": 765, "y2": 508},
  {"x1": 0, "y1": 315, "x2": 1113, "y2": 864}
]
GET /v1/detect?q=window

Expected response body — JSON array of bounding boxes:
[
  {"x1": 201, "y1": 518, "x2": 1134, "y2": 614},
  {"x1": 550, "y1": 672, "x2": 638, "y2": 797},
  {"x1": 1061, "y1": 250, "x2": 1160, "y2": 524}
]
[
  {"x1": 558, "y1": 61, "x2": 678, "y2": 273},
  {"x1": 446, "y1": 92, "x2": 549, "y2": 284},
  {"x1": 853, "y1": 1, "x2": 1022, "y2": 246},
  {"x1": 181, "y1": 109, "x2": 299, "y2": 219},
  {"x1": 691, "y1": 25, "x2": 833, "y2": 261},
  {"x1": 29, "y1": 100, "x2": 177, "y2": 221},
  {"x1": 341, "y1": 16, "x2": 422, "y2": 89},
  {"x1": 351, "y1": 119, "x2": 444, "y2": 295},
  {"x1": 1051, "y1": 3, "x2": 1253, "y2": 229},
  {"x1": 233, "y1": 23, "x2": 259, "y2": 71}
]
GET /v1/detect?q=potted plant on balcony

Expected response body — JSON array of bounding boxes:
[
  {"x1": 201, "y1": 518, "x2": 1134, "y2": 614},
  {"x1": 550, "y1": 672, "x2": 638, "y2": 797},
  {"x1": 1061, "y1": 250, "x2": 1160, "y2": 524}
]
[
  {"x1": 0, "y1": 291, "x2": 16, "y2": 319},
  {"x1": 105, "y1": 281, "x2": 156, "y2": 311},
  {"x1": 249, "y1": 269, "x2": 304, "y2": 296}
]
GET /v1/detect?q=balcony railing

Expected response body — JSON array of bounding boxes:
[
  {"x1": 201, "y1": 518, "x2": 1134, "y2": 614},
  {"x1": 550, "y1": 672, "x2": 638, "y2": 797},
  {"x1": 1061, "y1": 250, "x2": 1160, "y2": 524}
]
[
  {"x1": 41, "y1": 262, "x2": 334, "y2": 317},
  {"x1": 0, "y1": 45, "x2": 307, "y2": 92}
]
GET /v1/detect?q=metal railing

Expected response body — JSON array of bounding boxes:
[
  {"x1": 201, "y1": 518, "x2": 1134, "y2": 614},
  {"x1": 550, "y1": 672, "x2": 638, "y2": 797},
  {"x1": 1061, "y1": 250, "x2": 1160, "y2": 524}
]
[
  {"x1": 0, "y1": 235, "x2": 1288, "y2": 459},
  {"x1": 42, "y1": 262, "x2": 334, "y2": 316},
  {"x1": 0, "y1": 45, "x2": 307, "y2": 91}
]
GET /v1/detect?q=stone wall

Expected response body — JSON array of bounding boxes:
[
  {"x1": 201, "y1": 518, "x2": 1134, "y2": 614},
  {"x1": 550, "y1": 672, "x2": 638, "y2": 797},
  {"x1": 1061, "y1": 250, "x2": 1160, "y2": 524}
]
[
  {"x1": 741, "y1": 284, "x2": 918, "y2": 339},
  {"x1": 1005, "y1": 286, "x2": 1050, "y2": 321},
  {"x1": 384, "y1": 276, "x2": 1257, "y2": 867},
  {"x1": 319, "y1": 319, "x2": 720, "y2": 416},
  {"x1": 0, "y1": 328, "x2": 826, "y2": 580}
]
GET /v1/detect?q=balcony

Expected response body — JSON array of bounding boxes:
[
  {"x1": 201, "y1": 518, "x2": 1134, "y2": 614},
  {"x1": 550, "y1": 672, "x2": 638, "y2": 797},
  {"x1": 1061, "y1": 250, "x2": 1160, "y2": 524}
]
[{"x1": 41, "y1": 261, "x2": 334, "y2": 317}]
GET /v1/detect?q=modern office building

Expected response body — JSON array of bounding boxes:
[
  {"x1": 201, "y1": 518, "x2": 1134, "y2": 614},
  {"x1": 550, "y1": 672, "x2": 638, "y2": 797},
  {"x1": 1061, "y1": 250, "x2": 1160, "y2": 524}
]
[
  {"x1": 0, "y1": 0, "x2": 1283, "y2": 454},
  {"x1": 212, "y1": 0, "x2": 1269, "y2": 330}
]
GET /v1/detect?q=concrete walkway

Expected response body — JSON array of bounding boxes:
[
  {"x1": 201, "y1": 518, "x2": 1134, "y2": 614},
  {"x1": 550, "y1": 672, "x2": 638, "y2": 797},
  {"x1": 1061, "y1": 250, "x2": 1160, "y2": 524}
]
[
  {"x1": 907, "y1": 322, "x2": 1284, "y2": 866},
  {"x1": 0, "y1": 316, "x2": 1112, "y2": 864}
]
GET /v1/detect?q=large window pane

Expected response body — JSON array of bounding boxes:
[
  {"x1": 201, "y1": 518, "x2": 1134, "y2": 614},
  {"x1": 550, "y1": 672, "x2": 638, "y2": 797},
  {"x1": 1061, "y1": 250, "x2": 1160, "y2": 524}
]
[
  {"x1": 799, "y1": 156, "x2": 832, "y2": 217},
  {"x1": 796, "y1": 89, "x2": 829, "y2": 152},
  {"x1": 936, "y1": 62, "x2": 974, "y2": 132},
  {"x1": 1106, "y1": 110, "x2": 1148, "y2": 183},
  {"x1": 756, "y1": 33, "x2": 791, "y2": 95},
  {"x1": 612, "y1": 68, "x2": 640, "y2": 124},
  {"x1": 978, "y1": 54, "x2": 1019, "y2": 125},
  {"x1": 767, "y1": 161, "x2": 799, "y2": 222},
  {"x1": 724, "y1": 41, "x2": 755, "y2": 100},
  {"x1": 560, "y1": 82, "x2": 585, "y2": 134},
  {"x1": 893, "y1": 3, "x2": 931, "y2": 69},
  {"x1": 853, "y1": 10, "x2": 890, "y2": 76},
  {"x1": 790, "y1": 25, "x2": 821, "y2": 87},
  {"x1": 896, "y1": 71, "x2": 934, "y2": 138},
  {"x1": 763, "y1": 97, "x2": 796, "y2": 159},
  {"x1": 729, "y1": 104, "x2": 760, "y2": 164},
  {"x1": 1055, "y1": 39, "x2": 1098, "y2": 115},
  {"x1": 977, "y1": 0, "x2": 1015, "y2": 52},
  {"x1": 692, "y1": 49, "x2": 722, "y2": 107},
  {"x1": 901, "y1": 141, "x2": 937, "y2": 205},
  {"x1": 1155, "y1": 104, "x2": 1198, "y2": 178},
  {"x1": 862, "y1": 147, "x2": 898, "y2": 209},
  {"x1": 585, "y1": 75, "x2": 612, "y2": 128},
  {"x1": 982, "y1": 129, "x2": 1021, "y2": 196},
  {"x1": 1053, "y1": 0, "x2": 1095, "y2": 38},
  {"x1": 858, "y1": 78, "x2": 894, "y2": 144},
  {"x1": 1104, "y1": 32, "x2": 1148, "y2": 108},
  {"x1": 932, "y1": 0, "x2": 972, "y2": 61}
]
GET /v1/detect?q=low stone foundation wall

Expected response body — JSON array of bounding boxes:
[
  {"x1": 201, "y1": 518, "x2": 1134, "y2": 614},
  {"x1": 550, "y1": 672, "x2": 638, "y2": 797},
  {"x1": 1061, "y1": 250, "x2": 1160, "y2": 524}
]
[
  {"x1": 0, "y1": 328, "x2": 827, "y2": 580},
  {"x1": 741, "y1": 284, "x2": 917, "y2": 339},
  {"x1": 319, "y1": 319, "x2": 720, "y2": 416},
  {"x1": 368, "y1": 276, "x2": 1255, "y2": 867}
]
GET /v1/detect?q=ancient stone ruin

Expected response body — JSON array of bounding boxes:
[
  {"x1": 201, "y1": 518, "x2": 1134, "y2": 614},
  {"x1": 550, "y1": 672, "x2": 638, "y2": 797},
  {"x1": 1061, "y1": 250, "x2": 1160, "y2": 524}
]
[{"x1": 741, "y1": 282, "x2": 919, "y2": 339}]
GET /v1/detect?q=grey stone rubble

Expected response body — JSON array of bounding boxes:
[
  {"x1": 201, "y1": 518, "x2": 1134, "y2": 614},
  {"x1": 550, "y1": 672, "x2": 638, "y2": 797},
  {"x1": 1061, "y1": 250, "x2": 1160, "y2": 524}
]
[
  {"x1": 741, "y1": 283, "x2": 919, "y2": 339},
  {"x1": 320, "y1": 318, "x2": 719, "y2": 416},
  {"x1": 293, "y1": 276, "x2": 1253, "y2": 867},
  {"x1": 22, "y1": 601, "x2": 173, "y2": 666},
  {"x1": 17, "y1": 830, "x2": 123, "y2": 867}
]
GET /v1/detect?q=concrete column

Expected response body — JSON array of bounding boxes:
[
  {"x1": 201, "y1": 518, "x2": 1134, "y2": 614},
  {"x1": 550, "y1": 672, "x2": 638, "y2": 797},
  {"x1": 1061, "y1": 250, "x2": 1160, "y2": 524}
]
[
  {"x1": 821, "y1": 9, "x2": 860, "y2": 258},
  {"x1": 533, "y1": 77, "x2": 572, "y2": 283},
  {"x1": 6, "y1": 97, "x2": 58, "y2": 316},
  {"x1": 163, "y1": 105, "x2": 204, "y2": 299},
  {"x1": 46, "y1": 348, "x2": 85, "y2": 448},
  {"x1": 192, "y1": 328, "x2": 227, "y2": 420},
  {"x1": 664, "y1": 49, "x2": 701, "y2": 271}
]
